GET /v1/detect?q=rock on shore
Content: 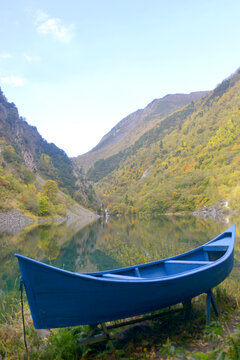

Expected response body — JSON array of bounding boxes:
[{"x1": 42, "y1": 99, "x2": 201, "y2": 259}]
[
  {"x1": 0, "y1": 209, "x2": 34, "y2": 235},
  {"x1": 192, "y1": 199, "x2": 230, "y2": 224}
]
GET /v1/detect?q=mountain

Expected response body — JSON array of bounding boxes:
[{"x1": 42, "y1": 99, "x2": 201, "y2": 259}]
[
  {"x1": 92, "y1": 69, "x2": 240, "y2": 215},
  {"x1": 0, "y1": 88, "x2": 100, "y2": 215},
  {"x1": 75, "y1": 91, "x2": 208, "y2": 171}
]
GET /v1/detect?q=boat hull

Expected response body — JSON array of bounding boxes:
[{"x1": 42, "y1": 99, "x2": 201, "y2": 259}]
[{"x1": 15, "y1": 225, "x2": 235, "y2": 329}]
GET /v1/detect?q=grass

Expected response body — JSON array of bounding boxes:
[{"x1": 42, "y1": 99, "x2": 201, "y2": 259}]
[{"x1": 0, "y1": 288, "x2": 239, "y2": 359}]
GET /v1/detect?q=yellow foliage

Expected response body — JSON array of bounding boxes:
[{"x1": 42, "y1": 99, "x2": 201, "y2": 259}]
[
  {"x1": 5, "y1": 145, "x2": 15, "y2": 153},
  {"x1": 232, "y1": 143, "x2": 240, "y2": 151},
  {"x1": 40, "y1": 153, "x2": 51, "y2": 163}
]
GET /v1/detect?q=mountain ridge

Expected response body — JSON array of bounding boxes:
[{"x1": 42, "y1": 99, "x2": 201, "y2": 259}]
[
  {"x1": 93, "y1": 69, "x2": 240, "y2": 215},
  {"x1": 0, "y1": 87, "x2": 100, "y2": 216},
  {"x1": 76, "y1": 91, "x2": 208, "y2": 171}
]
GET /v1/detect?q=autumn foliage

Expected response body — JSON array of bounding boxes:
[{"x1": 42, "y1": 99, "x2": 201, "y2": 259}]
[{"x1": 94, "y1": 70, "x2": 240, "y2": 215}]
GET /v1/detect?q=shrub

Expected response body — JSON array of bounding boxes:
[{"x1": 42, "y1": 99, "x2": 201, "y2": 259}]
[
  {"x1": 2, "y1": 146, "x2": 22, "y2": 164},
  {"x1": 22, "y1": 193, "x2": 39, "y2": 214},
  {"x1": 20, "y1": 168, "x2": 36, "y2": 184},
  {"x1": 39, "y1": 196, "x2": 50, "y2": 216},
  {"x1": 42, "y1": 180, "x2": 58, "y2": 199}
]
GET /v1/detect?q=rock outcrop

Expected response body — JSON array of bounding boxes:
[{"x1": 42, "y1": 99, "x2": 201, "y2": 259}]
[{"x1": 192, "y1": 200, "x2": 230, "y2": 224}]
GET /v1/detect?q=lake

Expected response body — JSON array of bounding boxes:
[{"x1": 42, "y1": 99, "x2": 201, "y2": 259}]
[{"x1": 1, "y1": 214, "x2": 240, "y2": 318}]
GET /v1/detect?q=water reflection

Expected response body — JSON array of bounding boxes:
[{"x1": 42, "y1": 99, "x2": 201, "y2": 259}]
[
  {"x1": 100, "y1": 215, "x2": 224, "y2": 267},
  {"x1": 1, "y1": 214, "x2": 239, "y2": 315}
]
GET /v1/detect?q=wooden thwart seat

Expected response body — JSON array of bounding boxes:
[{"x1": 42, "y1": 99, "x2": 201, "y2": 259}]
[
  {"x1": 102, "y1": 273, "x2": 142, "y2": 280},
  {"x1": 203, "y1": 245, "x2": 228, "y2": 252},
  {"x1": 165, "y1": 260, "x2": 212, "y2": 265},
  {"x1": 203, "y1": 238, "x2": 230, "y2": 252}
]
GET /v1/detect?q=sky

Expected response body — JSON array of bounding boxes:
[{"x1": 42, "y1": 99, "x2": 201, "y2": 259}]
[{"x1": 0, "y1": 0, "x2": 240, "y2": 157}]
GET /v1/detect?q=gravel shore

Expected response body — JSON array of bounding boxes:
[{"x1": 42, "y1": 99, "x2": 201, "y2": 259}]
[
  {"x1": 0, "y1": 209, "x2": 34, "y2": 235},
  {"x1": 0, "y1": 204, "x2": 99, "y2": 236}
]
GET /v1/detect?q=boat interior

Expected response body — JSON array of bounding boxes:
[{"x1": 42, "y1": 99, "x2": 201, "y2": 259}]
[{"x1": 94, "y1": 237, "x2": 230, "y2": 280}]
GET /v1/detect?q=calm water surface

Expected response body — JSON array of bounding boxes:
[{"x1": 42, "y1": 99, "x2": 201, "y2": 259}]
[{"x1": 1, "y1": 214, "x2": 240, "y2": 316}]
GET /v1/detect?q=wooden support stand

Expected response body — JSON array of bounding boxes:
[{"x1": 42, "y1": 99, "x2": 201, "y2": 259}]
[
  {"x1": 78, "y1": 307, "x2": 183, "y2": 348},
  {"x1": 101, "y1": 323, "x2": 115, "y2": 351},
  {"x1": 78, "y1": 292, "x2": 220, "y2": 349},
  {"x1": 206, "y1": 289, "x2": 219, "y2": 324}
]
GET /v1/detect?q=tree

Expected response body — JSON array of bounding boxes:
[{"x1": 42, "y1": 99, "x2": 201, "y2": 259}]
[
  {"x1": 42, "y1": 180, "x2": 58, "y2": 199},
  {"x1": 39, "y1": 196, "x2": 50, "y2": 216}
]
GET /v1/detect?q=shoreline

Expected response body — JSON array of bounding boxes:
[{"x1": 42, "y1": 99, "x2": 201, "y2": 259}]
[
  {"x1": 0, "y1": 204, "x2": 99, "y2": 235},
  {"x1": 0, "y1": 199, "x2": 234, "y2": 236}
]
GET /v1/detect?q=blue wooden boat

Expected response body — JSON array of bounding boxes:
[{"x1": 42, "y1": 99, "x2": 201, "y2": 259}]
[{"x1": 15, "y1": 225, "x2": 235, "y2": 329}]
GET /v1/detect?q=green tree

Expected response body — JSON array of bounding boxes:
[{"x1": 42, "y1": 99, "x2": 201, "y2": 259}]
[
  {"x1": 39, "y1": 196, "x2": 50, "y2": 216},
  {"x1": 42, "y1": 180, "x2": 58, "y2": 199}
]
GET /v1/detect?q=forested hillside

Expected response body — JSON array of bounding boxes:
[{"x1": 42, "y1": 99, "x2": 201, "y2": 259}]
[
  {"x1": 94, "y1": 70, "x2": 240, "y2": 215},
  {"x1": 0, "y1": 88, "x2": 100, "y2": 215},
  {"x1": 76, "y1": 91, "x2": 207, "y2": 171}
]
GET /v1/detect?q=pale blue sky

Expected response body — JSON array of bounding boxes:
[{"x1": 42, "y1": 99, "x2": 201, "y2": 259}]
[{"x1": 0, "y1": 0, "x2": 240, "y2": 156}]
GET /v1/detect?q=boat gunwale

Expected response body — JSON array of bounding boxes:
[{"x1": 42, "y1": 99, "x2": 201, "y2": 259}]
[{"x1": 14, "y1": 225, "x2": 235, "y2": 284}]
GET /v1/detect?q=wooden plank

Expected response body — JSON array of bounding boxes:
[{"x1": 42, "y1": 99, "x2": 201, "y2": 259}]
[
  {"x1": 165, "y1": 260, "x2": 212, "y2": 265},
  {"x1": 102, "y1": 273, "x2": 142, "y2": 279},
  {"x1": 106, "y1": 308, "x2": 183, "y2": 330},
  {"x1": 78, "y1": 332, "x2": 121, "y2": 346},
  {"x1": 203, "y1": 245, "x2": 228, "y2": 252},
  {"x1": 78, "y1": 307, "x2": 184, "y2": 346}
]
